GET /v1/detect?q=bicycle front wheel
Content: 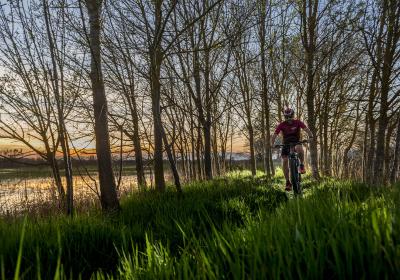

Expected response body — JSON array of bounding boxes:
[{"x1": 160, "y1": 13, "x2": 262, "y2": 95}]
[{"x1": 289, "y1": 158, "x2": 301, "y2": 195}]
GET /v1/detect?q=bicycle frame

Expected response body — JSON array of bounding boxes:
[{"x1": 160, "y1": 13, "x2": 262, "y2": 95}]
[{"x1": 274, "y1": 140, "x2": 307, "y2": 195}]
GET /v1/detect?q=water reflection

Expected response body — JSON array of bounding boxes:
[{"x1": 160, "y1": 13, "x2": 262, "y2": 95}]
[{"x1": 0, "y1": 175, "x2": 138, "y2": 215}]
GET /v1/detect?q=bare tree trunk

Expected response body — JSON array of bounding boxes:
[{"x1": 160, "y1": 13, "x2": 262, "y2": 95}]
[
  {"x1": 47, "y1": 149, "x2": 65, "y2": 203},
  {"x1": 342, "y1": 103, "x2": 360, "y2": 178},
  {"x1": 229, "y1": 124, "x2": 234, "y2": 171},
  {"x1": 189, "y1": 98, "x2": 197, "y2": 180},
  {"x1": 362, "y1": 114, "x2": 369, "y2": 182},
  {"x1": 318, "y1": 113, "x2": 324, "y2": 170},
  {"x1": 390, "y1": 114, "x2": 400, "y2": 182},
  {"x1": 203, "y1": 122, "x2": 213, "y2": 179},
  {"x1": 203, "y1": 47, "x2": 213, "y2": 180},
  {"x1": 219, "y1": 123, "x2": 228, "y2": 175},
  {"x1": 321, "y1": 79, "x2": 332, "y2": 176},
  {"x1": 212, "y1": 116, "x2": 221, "y2": 176},
  {"x1": 301, "y1": 0, "x2": 320, "y2": 180},
  {"x1": 374, "y1": 0, "x2": 400, "y2": 184},
  {"x1": 248, "y1": 125, "x2": 256, "y2": 176},
  {"x1": 162, "y1": 128, "x2": 182, "y2": 194},
  {"x1": 43, "y1": 0, "x2": 73, "y2": 215},
  {"x1": 259, "y1": 0, "x2": 272, "y2": 177},
  {"x1": 373, "y1": 0, "x2": 399, "y2": 185},
  {"x1": 259, "y1": 0, "x2": 279, "y2": 177},
  {"x1": 149, "y1": 1, "x2": 166, "y2": 192},
  {"x1": 384, "y1": 123, "x2": 395, "y2": 179},
  {"x1": 179, "y1": 126, "x2": 188, "y2": 181},
  {"x1": 102, "y1": 5, "x2": 147, "y2": 190},
  {"x1": 126, "y1": 83, "x2": 147, "y2": 189},
  {"x1": 196, "y1": 124, "x2": 203, "y2": 179},
  {"x1": 365, "y1": 74, "x2": 377, "y2": 184},
  {"x1": 85, "y1": 0, "x2": 119, "y2": 211}
]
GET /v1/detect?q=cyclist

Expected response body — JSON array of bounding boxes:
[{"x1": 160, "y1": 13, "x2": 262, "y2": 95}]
[{"x1": 271, "y1": 108, "x2": 314, "y2": 191}]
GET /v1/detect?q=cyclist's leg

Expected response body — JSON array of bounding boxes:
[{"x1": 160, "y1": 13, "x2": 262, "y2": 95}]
[
  {"x1": 295, "y1": 144, "x2": 304, "y2": 164},
  {"x1": 295, "y1": 144, "x2": 306, "y2": 173},
  {"x1": 282, "y1": 155, "x2": 289, "y2": 181},
  {"x1": 281, "y1": 146, "x2": 291, "y2": 187}
]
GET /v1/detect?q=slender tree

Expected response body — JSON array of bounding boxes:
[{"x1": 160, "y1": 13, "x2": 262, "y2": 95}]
[{"x1": 82, "y1": 0, "x2": 120, "y2": 211}]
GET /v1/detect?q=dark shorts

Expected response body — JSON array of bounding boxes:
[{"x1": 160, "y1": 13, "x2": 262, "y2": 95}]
[{"x1": 281, "y1": 142, "x2": 301, "y2": 157}]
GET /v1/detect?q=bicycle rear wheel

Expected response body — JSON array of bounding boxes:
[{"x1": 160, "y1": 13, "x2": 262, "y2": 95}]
[{"x1": 289, "y1": 158, "x2": 301, "y2": 195}]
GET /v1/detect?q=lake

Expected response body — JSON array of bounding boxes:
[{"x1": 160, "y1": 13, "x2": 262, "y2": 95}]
[{"x1": 0, "y1": 166, "x2": 155, "y2": 215}]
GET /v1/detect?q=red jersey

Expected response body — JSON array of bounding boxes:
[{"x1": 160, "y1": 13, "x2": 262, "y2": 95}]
[{"x1": 274, "y1": 120, "x2": 306, "y2": 144}]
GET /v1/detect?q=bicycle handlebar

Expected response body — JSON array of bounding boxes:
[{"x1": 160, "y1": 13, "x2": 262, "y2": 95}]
[{"x1": 273, "y1": 140, "x2": 308, "y2": 148}]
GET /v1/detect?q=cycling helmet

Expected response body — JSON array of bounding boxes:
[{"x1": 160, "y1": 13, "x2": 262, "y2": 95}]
[{"x1": 283, "y1": 108, "x2": 294, "y2": 119}]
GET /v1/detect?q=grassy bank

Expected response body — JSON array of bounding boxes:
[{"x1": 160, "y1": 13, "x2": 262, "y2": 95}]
[{"x1": 0, "y1": 172, "x2": 399, "y2": 279}]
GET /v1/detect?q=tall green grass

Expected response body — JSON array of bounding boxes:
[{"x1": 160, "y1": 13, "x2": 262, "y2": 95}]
[
  {"x1": 0, "y1": 175, "x2": 286, "y2": 279},
  {"x1": 1, "y1": 173, "x2": 399, "y2": 279},
  {"x1": 115, "y1": 181, "x2": 399, "y2": 279}
]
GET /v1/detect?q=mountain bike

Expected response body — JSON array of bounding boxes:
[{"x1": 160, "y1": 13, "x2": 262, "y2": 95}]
[{"x1": 274, "y1": 140, "x2": 308, "y2": 195}]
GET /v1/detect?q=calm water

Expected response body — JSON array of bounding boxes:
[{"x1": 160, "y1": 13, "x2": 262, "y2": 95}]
[{"x1": 0, "y1": 174, "x2": 140, "y2": 215}]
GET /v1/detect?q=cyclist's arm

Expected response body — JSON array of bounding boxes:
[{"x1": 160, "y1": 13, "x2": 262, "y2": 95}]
[
  {"x1": 298, "y1": 120, "x2": 314, "y2": 140},
  {"x1": 271, "y1": 132, "x2": 278, "y2": 146},
  {"x1": 303, "y1": 126, "x2": 314, "y2": 139},
  {"x1": 271, "y1": 123, "x2": 283, "y2": 145}
]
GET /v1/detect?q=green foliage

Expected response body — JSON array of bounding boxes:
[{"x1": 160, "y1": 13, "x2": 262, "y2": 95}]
[
  {"x1": 115, "y1": 180, "x2": 400, "y2": 279},
  {"x1": 0, "y1": 173, "x2": 399, "y2": 279},
  {"x1": 0, "y1": 175, "x2": 286, "y2": 279}
]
